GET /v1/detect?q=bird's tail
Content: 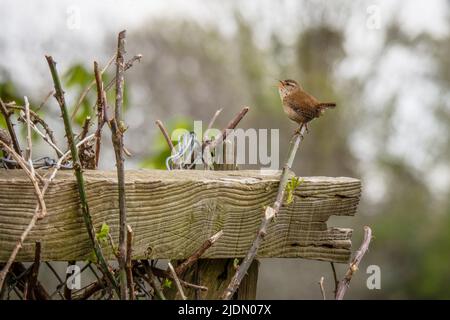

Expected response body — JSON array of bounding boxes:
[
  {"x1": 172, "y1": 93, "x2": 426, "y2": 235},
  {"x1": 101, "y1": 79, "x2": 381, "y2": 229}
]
[{"x1": 316, "y1": 102, "x2": 336, "y2": 109}]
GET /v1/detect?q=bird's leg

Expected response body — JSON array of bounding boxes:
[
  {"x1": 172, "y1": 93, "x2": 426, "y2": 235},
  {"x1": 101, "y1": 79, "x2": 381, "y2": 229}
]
[
  {"x1": 304, "y1": 123, "x2": 309, "y2": 133},
  {"x1": 292, "y1": 124, "x2": 304, "y2": 140}
]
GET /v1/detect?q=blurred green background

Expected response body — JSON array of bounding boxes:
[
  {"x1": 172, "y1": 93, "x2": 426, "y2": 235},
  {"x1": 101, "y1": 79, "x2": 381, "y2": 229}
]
[{"x1": 0, "y1": 0, "x2": 449, "y2": 299}]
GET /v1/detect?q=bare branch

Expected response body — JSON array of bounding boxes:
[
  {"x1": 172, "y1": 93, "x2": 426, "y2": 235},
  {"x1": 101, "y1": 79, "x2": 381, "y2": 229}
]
[
  {"x1": 155, "y1": 120, "x2": 174, "y2": 152},
  {"x1": 207, "y1": 108, "x2": 223, "y2": 131},
  {"x1": 8, "y1": 104, "x2": 58, "y2": 146},
  {"x1": 109, "y1": 30, "x2": 128, "y2": 300},
  {"x1": 18, "y1": 112, "x2": 64, "y2": 157},
  {"x1": 330, "y1": 262, "x2": 339, "y2": 298},
  {"x1": 93, "y1": 61, "x2": 107, "y2": 168},
  {"x1": 0, "y1": 134, "x2": 95, "y2": 292},
  {"x1": 335, "y1": 226, "x2": 372, "y2": 300},
  {"x1": 168, "y1": 262, "x2": 186, "y2": 300},
  {"x1": 46, "y1": 55, "x2": 119, "y2": 296},
  {"x1": 0, "y1": 97, "x2": 21, "y2": 156},
  {"x1": 104, "y1": 54, "x2": 142, "y2": 93},
  {"x1": 221, "y1": 124, "x2": 306, "y2": 300},
  {"x1": 36, "y1": 90, "x2": 55, "y2": 112},
  {"x1": 175, "y1": 230, "x2": 223, "y2": 276},
  {"x1": 24, "y1": 97, "x2": 32, "y2": 163},
  {"x1": 203, "y1": 106, "x2": 249, "y2": 152},
  {"x1": 126, "y1": 225, "x2": 135, "y2": 300},
  {"x1": 0, "y1": 140, "x2": 46, "y2": 218},
  {"x1": 319, "y1": 276, "x2": 326, "y2": 300},
  {"x1": 70, "y1": 54, "x2": 116, "y2": 120}
]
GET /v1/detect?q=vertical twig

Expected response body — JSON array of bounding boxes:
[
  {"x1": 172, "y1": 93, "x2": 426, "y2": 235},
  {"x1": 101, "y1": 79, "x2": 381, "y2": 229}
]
[
  {"x1": 318, "y1": 276, "x2": 326, "y2": 300},
  {"x1": 108, "y1": 30, "x2": 128, "y2": 299},
  {"x1": 70, "y1": 54, "x2": 116, "y2": 120},
  {"x1": 0, "y1": 97, "x2": 21, "y2": 156},
  {"x1": 155, "y1": 120, "x2": 174, "y2": 153},
  {"x1": 26, "y1": 241, "x2": 41, "y2": 300},
  {"x1": 126, "y1": 225, "x2": 135, "y2": 300},
  {"x1": 207, "y1": 108, "x2": 223, "y2": 131},
  {"x1": 335, "y1": 226, "x2": 372, "y2": 300},
  {"x1": 24, "y1": 97, "x2": 32, "y2": 163},
  {"x1": 93, "y1": 61, "x2": 107, "y2": 169},
  {"x1": 79, "y1": 116, "x2": 91, "y2": 141},
  {"x1": 330, "y1": 262, "x2": 339, "y2": 297},
  {"x1": 73, "y1": 53, "x2": 142, "y2": 122},
  {"x1": 167, "y1": 262, "x2": 186, "y2": 300},
  {"x1": 221, "y1": 124, "x2": 306, "y2": 300},
  {"x1": 45, "y1": 55, "x2": 119, "y2": 296}
]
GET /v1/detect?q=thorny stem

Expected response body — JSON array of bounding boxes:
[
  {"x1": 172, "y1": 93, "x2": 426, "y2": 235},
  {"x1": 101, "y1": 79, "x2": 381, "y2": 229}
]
[
  {"x1": 7, "y1": 103, "x2": 58, "y2": 149},
  {"x1": 45, "y1": 55, "x2": 119, "y2": 296},
  {"x1": 110, "y1": 30, "x2": 128, "y2": 300},
  {"x1": 0, "y1": 98, "x2": 22, "y2": 156}
]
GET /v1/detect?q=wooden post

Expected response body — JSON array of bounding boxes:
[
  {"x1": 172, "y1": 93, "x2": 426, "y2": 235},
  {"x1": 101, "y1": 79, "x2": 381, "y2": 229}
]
[{"x1": 172, "y1": 140, "x2": 259, "y2": 300}]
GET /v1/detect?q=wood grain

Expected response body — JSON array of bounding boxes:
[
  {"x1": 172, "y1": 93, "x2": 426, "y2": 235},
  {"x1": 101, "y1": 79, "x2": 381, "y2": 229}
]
[{"x1": 0, "y1": 170, "x2": 360, "y2": 263}]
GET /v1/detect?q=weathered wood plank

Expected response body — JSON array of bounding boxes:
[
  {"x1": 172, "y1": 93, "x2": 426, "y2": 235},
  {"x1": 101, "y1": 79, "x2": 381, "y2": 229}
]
[{"x1": 0, "y1": 170, "x2": 361, "y2": 263}]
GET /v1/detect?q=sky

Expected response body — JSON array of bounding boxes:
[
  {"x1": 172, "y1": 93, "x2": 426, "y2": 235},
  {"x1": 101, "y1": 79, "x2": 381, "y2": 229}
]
[
  {"x1": 0, "y1": 0, "x2": 449, "y2": 195},
  {"x1": 0, "y1": 0, "x2": 447, "y2": 94}
]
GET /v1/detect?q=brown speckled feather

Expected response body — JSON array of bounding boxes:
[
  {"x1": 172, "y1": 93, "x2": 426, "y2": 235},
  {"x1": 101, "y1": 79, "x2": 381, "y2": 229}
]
[{"x1": 283, "y1": 89, "x2": 320, "y2": 123}]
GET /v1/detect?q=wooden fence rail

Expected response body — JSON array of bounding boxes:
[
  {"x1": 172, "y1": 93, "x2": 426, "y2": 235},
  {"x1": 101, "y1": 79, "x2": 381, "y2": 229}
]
[{"x1": 0, "y1": 169, "x2": 361, "y2": 263}]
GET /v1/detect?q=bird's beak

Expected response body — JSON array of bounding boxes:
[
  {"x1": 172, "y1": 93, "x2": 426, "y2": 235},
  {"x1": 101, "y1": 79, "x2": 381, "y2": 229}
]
[{"x1": 278, "y1": 80, "x2": 284, "y2": 86}]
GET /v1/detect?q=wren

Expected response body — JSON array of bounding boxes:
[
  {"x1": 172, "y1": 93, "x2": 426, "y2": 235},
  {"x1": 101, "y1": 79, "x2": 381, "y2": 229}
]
[{"x1": 278, "y1": 79, "x2": 336, "y2": 133}]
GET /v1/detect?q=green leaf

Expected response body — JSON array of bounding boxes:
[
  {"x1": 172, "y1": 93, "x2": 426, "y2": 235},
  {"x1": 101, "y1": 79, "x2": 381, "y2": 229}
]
[
  {"x1": 87, "y1": 250, "x2": 98, "y2": 264},
  {"x1": 96, "y1": 223, "x2": 110, "y2": 242},
  {"x1": 233, "y1": 258, "x2": 240, "y2": 269},
  {"x1": 284, "y1": 176, "x2": 304, "y2": 205},
  {"x1": 63, "y1": 64, "x2": 92, "y2": 88},
  {"x1": 162, "y1": 278, "x2": 172, "y2": 288}
]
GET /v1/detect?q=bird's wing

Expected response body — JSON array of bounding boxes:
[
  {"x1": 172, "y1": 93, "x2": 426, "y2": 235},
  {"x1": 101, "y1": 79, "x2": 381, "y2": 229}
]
[
  {"x1": 286, "y1": 101, "x2": 316, "y2": 122},
  {"x1": 288, "y1": 91, "x2": 320, "y2": 121}
]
